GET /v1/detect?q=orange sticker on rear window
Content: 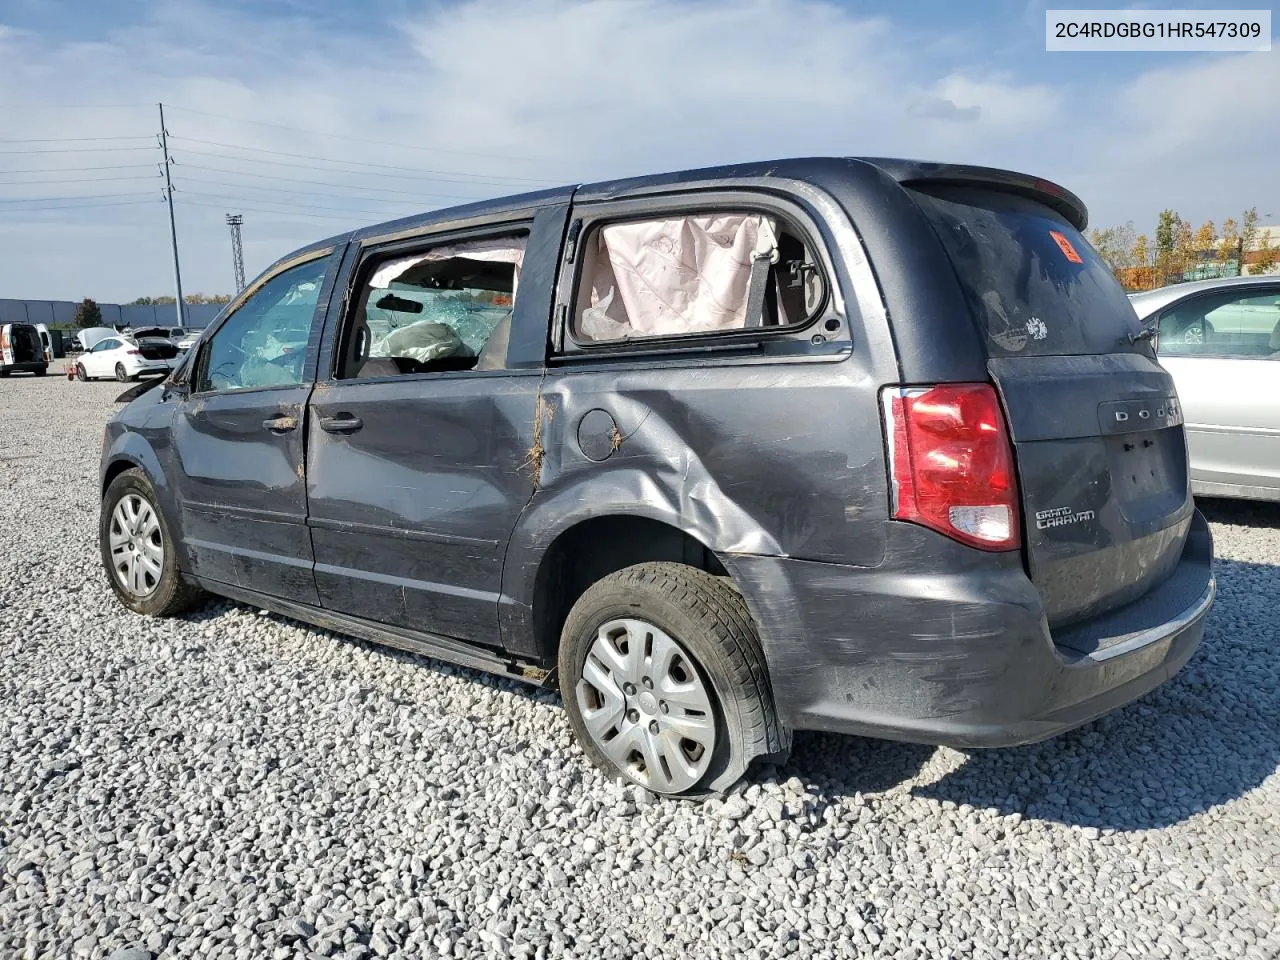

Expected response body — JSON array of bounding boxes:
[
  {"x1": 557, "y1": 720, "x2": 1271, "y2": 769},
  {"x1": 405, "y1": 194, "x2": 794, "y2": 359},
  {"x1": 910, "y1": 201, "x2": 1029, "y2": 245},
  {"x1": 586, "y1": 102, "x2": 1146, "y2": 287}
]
[{"x1": 1049, "y1": 230, "x2": 1083, "y2": 264}]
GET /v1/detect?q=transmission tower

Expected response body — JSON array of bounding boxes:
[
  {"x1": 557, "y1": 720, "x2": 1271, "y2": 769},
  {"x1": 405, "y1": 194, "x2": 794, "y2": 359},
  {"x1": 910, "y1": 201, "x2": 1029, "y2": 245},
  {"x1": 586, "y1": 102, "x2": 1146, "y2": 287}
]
[{"x1": 226, "y1": 214, "x2": 246, "y2": 292}]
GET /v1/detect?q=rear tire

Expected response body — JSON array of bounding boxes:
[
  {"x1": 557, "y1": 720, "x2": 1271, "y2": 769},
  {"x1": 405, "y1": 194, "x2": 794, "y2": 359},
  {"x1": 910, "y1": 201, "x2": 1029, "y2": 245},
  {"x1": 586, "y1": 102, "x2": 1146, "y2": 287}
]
[
  {"x1": 75, "y1": 364, "x2": 87, "y2": 382},
  {"x1": 0, "y1": 370, "x2": 9, "y2": 378},
  {"x1": 34, "y1": 367, "x2": 47, "y2": 377},
  {"x1": 558, "y1": 562, "x2": 789, "y2": 796},
  {"x1": 114, "y1": 362, "x2": 129, "y2": 382},
  {"x1": 100, "y1": 469, "x2": 207, "y2": 617}
]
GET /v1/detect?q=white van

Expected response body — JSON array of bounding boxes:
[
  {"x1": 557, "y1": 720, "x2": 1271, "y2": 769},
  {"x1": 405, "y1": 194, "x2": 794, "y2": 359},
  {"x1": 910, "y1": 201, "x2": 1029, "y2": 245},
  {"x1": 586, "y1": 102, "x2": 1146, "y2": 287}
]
[{"x1": 0, "y1": 323, "x2": 50, "y2": 377}]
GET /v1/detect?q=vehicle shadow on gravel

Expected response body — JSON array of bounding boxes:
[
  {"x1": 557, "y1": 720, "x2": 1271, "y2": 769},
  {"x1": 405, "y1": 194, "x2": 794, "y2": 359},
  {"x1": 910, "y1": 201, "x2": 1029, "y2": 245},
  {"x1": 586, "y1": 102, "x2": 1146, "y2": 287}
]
[
  {"x1": 1196, "y1": 496, "x2": 1280, "y2": 529},
  {"x1": 784, "y1": 554, "x2": 1280, "y2": 832}
]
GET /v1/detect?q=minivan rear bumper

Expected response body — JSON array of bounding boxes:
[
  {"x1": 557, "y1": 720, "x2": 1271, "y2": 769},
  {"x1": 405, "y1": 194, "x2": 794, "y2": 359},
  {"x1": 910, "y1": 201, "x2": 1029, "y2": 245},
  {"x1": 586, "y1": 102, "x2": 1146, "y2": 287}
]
[{"x1": 724, "y1": 510, "x2": 1214, "y2": 749}]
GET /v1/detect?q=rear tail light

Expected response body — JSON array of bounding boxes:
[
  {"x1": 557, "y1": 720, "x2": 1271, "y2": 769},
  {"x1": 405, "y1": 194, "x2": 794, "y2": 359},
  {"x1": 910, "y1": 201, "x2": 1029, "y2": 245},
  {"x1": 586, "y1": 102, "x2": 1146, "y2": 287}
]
[
  {"x1": 126, "y1": 349, "x2": 141, "y2": 356},
  {"x1": 881, "y1": 383, "x2": 1021, "y2": 551}
]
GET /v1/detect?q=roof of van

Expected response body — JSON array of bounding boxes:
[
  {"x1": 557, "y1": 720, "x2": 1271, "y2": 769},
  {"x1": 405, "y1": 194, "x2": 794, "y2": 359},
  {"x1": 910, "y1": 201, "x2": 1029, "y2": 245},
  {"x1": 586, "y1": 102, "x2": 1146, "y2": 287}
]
[{"x1": 291, "y1": 157, "x2": 1087, "y2": 267}]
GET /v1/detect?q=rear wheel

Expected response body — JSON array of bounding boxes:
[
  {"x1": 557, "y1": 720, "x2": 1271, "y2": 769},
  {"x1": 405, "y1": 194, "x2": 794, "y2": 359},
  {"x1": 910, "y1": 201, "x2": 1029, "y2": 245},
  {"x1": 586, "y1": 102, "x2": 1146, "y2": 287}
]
[
  {"x1": 75, "y1": 363, "x2": 87, "y2": 382},
  {"x1": 33, "y1": 367, "x2": 47, "y2": 377},
  {"x1": 559, "y1": 562, "x2": 788, "y2": 796},
  {"x1": 100, "y1": 469, "x2": 207, "y2": 616},
  {"x1": 0, "y1": 370, "x2": 9, "y2": 378},
  {"x1": 114, "y1": 362, "x2": 129, "y2": 382}
]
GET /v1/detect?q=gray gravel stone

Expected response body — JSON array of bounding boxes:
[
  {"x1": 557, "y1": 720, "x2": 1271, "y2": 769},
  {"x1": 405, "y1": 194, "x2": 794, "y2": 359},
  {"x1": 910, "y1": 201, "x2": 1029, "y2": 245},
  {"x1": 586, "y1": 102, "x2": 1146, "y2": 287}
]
[{"x1": 0, "y1": 377, "x2": 1278, "y2": 960}]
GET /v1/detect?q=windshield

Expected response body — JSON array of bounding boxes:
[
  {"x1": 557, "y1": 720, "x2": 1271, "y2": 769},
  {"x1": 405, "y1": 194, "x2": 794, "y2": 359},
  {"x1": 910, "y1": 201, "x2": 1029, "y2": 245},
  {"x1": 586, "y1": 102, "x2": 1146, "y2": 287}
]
[{"x1": 912, "y1": 185, "x2": 1143, "y2": 357}]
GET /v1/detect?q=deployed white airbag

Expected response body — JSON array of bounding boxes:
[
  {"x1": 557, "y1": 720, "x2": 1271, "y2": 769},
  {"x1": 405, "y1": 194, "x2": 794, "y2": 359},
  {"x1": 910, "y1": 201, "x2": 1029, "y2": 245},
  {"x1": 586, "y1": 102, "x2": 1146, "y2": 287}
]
[
  {"x1": 579, "y1": 214, "x2": 778, "y2": 340},
  {"x1": 369, "y1": 320, "x2": 464, "y2": 364}
]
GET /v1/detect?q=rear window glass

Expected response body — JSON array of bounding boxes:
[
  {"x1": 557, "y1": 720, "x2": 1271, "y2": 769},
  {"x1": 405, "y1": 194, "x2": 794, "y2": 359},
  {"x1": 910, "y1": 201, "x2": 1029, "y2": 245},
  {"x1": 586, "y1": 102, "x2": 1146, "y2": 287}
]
[{"x1": 912, "y1": 185, "x2": 1140, "y2": 357}]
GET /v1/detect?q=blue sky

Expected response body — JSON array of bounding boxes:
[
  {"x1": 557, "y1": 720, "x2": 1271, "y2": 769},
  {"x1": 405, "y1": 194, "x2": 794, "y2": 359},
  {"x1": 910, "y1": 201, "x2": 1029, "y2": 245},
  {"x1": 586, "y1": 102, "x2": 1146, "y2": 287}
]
[{"x1": 0, "y1": 0, "x2": 1275, "y2": 301}]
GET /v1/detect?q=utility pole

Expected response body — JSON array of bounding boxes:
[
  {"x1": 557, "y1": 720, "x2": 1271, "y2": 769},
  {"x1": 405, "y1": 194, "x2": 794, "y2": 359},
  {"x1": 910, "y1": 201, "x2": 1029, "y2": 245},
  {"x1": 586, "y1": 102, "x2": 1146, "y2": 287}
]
[
  {"x1": 157, "y1": 102, "x2": 185, "y2": 328},
  {"x1": 226, "y1": 214, "x2": 246, "y2": 292}
]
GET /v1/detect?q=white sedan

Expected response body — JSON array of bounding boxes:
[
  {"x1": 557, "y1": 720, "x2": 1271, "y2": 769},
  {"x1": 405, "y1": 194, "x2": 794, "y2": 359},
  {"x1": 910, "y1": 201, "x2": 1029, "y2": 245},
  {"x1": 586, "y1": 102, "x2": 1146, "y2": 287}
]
[
  {"x1": 73, "y1": 336, "x2": 179, "y2": 382},
  {"x1": 1131, "y1": 275, "x2": 1280, "y2": 502}
]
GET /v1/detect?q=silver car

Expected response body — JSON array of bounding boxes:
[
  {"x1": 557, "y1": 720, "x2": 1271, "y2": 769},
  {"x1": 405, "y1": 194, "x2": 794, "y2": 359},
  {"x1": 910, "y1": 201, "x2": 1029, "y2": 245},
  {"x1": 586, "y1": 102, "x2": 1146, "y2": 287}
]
[{"x1": 1131, "y1": 275, "x2": 1280, "y2": 502}]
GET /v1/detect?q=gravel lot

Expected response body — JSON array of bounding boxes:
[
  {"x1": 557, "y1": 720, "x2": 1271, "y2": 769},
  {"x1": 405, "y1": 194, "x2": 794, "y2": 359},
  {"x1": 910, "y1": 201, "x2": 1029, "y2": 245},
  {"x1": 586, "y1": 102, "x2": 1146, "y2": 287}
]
[{"x1": 1, "y1": 374, "x2": 1277, "y2": 960}]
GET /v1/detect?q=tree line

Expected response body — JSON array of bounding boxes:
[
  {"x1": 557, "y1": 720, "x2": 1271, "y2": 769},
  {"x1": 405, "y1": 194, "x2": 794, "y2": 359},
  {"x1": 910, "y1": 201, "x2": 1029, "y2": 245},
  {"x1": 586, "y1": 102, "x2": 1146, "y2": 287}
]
[
  {"x1": 132, "y1": 294, "x2": 232, "y2": 305},
  {"x1": 1088, "y1": 207, "x2": 1277, "y2": 292},
  {"x1": 68, "y1": 293, "x2": 232, "y2": 328}
]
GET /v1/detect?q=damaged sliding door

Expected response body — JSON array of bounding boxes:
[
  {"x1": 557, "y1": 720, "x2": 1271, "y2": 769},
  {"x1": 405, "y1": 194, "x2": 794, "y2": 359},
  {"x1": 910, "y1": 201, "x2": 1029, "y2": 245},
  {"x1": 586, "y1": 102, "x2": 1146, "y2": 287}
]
[{"x1": 305, "y1": 207, "x2": 569, "y2": 647}]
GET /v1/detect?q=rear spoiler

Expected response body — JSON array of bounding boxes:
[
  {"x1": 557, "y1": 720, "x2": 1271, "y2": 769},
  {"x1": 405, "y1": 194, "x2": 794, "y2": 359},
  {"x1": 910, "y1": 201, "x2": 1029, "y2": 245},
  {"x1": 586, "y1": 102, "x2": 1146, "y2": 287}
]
[{"x1": 858, "y1": 158, "x2": 1089, "y2": 231}]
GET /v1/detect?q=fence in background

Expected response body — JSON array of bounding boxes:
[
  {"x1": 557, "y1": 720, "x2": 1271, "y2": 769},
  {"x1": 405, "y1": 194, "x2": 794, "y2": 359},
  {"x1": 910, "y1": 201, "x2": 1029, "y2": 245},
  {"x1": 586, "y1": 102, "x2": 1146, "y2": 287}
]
[{"x1": 0, "y1": 299, "x2": 222, "y2": 330}]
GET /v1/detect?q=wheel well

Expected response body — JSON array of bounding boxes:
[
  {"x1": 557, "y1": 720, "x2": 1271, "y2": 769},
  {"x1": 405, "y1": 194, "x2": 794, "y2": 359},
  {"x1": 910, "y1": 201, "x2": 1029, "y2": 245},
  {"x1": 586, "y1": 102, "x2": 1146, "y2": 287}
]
[
  {"x1": 101, "y1": 458, "x2": 138, "y2": 495},
  {"x1": 531, "y1": 516, "x2": 728, "y2": 662}
]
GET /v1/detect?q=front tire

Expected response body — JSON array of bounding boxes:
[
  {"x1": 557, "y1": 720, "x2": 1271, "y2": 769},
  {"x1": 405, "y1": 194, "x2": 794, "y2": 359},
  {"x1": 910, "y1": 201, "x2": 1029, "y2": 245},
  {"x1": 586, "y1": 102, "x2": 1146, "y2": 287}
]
[
  {"x1": 559, "y1": 562, "x2": 788, "y2": 796},
  {"x1": 114, "y1": 362, "x2": 129, "y2": 382},
  {"x1": 100, "y1": 469, "x2": 207, "y2": 616},
  {"x1": 75, "y1": 364, "x2": 87, "y2": 381}
]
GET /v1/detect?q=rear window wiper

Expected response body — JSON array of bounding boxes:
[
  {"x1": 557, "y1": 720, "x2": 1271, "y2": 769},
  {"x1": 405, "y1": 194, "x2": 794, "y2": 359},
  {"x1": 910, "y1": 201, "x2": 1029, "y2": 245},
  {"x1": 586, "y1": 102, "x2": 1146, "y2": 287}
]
[{"x1": 1128, "y1": 321, "x2": 1157, "y2": 344}]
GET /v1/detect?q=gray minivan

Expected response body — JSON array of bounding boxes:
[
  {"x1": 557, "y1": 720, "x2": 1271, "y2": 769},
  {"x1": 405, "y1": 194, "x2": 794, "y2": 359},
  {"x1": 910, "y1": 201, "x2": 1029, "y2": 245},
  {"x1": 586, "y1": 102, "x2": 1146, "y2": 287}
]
[{"x1": 98, "y1": 158, "x2": 1214, "y2": 796}]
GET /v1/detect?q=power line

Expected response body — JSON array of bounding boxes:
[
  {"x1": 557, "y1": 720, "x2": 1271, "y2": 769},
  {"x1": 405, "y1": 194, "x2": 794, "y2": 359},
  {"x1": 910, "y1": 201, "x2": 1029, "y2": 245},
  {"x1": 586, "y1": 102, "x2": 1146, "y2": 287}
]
[
  {"x1": 0, "y1": 145, "x2": 158, "y2": 154},
  {"x1": 0, "y1": 135, "x2": 154, "y2": 144},
  {"x1": 3, "y1": 198, "x2": 161, "y2": 214},
  {"x1": 0, "y1": 174, "x2": 160, "y2": 185},
  {"x1": 180, "y1": 162, "x2": 484, "y2": 199},
  {"x1": 178, "y1": 197, "x2": 365, "y2": 223},
  {"x1": 0, "y1": 162, "x2": 157, "y2": 174},
  {"x1": 0, "y1": 102, "x2": 151, "y2": 109},
  {"x1": 174, "y1": 146, "x2": 539, "y2": 188},
  {"x1": 182, "y1": 177, "x2": 412, "y2": 205},
  {"x1": 164, "y1": 103, "x2": 563, "y2": 167},
  {"x1": 179, "y1": 173, "x2": 481, "y2": 205},
  {"x1": 169, "y1": 136, "x2": 556, "y2": 184},
  {"x1": 0, "y1": 191, "x2": 161, "y2": 203},
  {"x1": 178, "y1": 189, "x2": 406, "y2": 218}
]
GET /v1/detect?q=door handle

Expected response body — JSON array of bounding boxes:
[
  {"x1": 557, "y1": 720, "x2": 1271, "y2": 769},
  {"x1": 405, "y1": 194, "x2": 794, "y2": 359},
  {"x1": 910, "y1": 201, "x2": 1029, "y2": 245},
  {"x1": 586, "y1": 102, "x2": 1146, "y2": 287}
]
[
  {"x1": 319, "y1": 414, "x2": 363, "y2": 434},
  {"x1": 262, "y1": 414, "x2": 299, "y2": 434}
]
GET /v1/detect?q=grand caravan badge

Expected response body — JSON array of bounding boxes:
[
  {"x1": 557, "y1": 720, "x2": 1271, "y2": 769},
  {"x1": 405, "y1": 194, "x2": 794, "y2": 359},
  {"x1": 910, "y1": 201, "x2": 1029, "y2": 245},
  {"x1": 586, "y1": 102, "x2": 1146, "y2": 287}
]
[{"x1": 1035, "y1": 505, "x2": 1097, "y2": 530}]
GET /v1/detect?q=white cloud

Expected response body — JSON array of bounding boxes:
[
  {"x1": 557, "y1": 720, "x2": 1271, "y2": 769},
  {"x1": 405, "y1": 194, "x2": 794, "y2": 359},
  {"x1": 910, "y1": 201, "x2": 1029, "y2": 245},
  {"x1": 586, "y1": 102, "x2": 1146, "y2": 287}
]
[
  {"x1": 931, "y1": 73, "x2": 1059, "y2": 129},
  {"x1": 1063, "y1": 50, "x2": 1280, "y2": 231},
  {"x1": 0, "y1": 1, "x2": 1276, "y2": 301}
]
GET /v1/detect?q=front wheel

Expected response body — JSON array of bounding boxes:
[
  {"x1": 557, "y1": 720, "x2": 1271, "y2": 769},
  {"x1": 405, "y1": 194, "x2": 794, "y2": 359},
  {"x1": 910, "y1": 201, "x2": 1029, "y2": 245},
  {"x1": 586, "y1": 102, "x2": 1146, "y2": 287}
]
[
  {"x1": 558, "y1": 562, "x2": 788, "y2": 796},
  {"x1": 100, "y1": 469, "x2": 207, "y2": 616},
  {"x1": 114, "y1": 362, "x2": 129, "y2": 382},
  {"x1": 75, "y1": 363, "x2": 87, "y2": 381}
]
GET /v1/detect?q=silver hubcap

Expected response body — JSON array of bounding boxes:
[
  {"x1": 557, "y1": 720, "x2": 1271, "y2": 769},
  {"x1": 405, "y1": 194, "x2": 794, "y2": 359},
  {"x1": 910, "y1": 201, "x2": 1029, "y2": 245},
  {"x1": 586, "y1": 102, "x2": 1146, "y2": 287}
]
[
  {"x1": 108, "y1": 494, "x2": 164, "y2": 598},
  {"x1": 575, "y1": 618, "x2": 716, "y2": 793}
]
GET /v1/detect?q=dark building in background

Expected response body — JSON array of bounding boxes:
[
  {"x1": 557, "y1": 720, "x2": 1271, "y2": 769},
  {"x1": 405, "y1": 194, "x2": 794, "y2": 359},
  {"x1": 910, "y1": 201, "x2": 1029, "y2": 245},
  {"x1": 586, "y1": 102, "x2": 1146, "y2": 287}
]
[{"x1": 0, "y1": 299, "x2": 223, "y2": 331}]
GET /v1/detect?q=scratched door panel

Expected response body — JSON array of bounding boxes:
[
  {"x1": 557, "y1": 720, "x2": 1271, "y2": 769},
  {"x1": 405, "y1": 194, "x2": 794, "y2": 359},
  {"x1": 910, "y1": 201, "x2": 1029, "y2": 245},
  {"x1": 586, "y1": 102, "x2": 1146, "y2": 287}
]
[
  {"x1": 171, "y1": 385, "x2": 317, "y2": 602},
  {"x1": 306, "y1": 374, "x2": 540, "y2": 646}
]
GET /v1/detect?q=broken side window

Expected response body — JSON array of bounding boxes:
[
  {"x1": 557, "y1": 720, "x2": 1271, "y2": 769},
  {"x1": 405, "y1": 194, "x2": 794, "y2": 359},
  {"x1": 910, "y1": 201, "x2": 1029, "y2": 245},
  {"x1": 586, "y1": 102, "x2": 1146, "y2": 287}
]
[{"x1": 341, "y1": 234, "x2": 527, "y2": 379}]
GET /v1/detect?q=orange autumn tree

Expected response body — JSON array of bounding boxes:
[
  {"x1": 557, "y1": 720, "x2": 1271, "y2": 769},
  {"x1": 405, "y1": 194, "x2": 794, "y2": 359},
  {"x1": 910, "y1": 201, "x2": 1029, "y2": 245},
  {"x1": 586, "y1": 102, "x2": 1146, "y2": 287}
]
[{"x1": 1089, "y1": 206, "x2": 1271, "y2": 290}]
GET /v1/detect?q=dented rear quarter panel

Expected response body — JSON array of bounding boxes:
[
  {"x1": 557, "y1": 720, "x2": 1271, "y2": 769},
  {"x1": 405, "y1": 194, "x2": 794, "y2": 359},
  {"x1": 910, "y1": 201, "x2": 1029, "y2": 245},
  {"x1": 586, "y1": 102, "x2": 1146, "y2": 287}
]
[{"x1": 497, "y1": 166, "x2": 911, "y2": 649}]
